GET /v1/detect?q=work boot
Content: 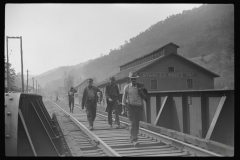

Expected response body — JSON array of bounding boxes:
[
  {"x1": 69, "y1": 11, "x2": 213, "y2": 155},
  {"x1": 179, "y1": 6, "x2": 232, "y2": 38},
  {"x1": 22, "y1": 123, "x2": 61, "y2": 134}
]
[
  {"x1": 133, "y1": 141, "x2": 139, "y2": 147},
  {"x1": 89, "y1": 126, "x2": 93, "y2": 130},
  {"x1": 115, "y1": 125, "x2": 121, "y2": 129}
]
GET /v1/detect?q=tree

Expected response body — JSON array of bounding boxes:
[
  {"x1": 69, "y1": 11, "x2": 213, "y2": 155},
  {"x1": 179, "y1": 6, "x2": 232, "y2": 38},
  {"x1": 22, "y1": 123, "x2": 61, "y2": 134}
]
[{"x1": 5, "y1": 57, "x2": 16, "y2": 89}]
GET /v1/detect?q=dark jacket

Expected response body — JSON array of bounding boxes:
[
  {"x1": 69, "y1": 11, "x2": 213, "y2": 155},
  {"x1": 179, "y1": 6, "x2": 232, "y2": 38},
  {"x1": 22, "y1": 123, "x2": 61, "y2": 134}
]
[
  {"x1": 81, "y1": 85, "x2": 102, "y2": 109},
  {"x1": 137, "y1": 82, "x2": 148, "y2": 102},
  {"x1": 105, "y1": 83, "x2": 120, "y2": 101},
  {"x1": 68, "y1": 88, "x2": 77, "y2": 101},
  {"x1": 105, "y1": 83, "x2": 120, "y2": 112}
]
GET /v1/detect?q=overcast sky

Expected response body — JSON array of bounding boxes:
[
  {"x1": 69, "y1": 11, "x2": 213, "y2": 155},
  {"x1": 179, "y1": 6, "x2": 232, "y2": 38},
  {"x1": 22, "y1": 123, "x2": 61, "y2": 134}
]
[{"x1": 5, "y1": 3, "x2": 203, "y2": 75}]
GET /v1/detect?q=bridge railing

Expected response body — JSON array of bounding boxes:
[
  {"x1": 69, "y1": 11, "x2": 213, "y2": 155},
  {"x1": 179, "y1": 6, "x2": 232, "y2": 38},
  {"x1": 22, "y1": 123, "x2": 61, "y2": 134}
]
[
  {"x1": 5, "y1": 93, "x2": 63, "y2": 156},
  {"x1": 143, "y1": 89, "x2": 234, "y2": 147}
]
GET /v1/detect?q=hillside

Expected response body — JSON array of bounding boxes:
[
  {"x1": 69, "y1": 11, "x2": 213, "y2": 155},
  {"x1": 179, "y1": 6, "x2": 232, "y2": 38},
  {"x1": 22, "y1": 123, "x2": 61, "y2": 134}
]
[
  {"x1": 40, "y1": 4, "x2": 234, "y2": 94},
  {"x1": 32, "y1": 60, "x2": 90, "y2": 87}
]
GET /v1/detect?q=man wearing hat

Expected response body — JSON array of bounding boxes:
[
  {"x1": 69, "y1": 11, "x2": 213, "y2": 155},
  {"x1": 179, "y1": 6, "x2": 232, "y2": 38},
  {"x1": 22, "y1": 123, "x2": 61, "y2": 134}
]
[
  {"x1": 68, "y1": 86, "x2": 77, "y2": 113},
  {"x1": 105, "y1": 76, "x2": 121, "y2": 128},
  {"x1": 81, "y1": 78, "x2": 103, "y2": 130},
  {"x1": 122, "y1": 71, "x2": 148, "y2": 147}
]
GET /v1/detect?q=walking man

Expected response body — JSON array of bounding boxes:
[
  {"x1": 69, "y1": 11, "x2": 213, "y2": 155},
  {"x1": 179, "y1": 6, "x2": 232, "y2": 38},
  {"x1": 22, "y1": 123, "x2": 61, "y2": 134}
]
[
  {"x1": 68, "y1": 87, "x2": 77, "y2": 113},
  {"x1": 105, "y1": 77, "x2": 121, "y2": 128},
  {"x1": 82, "y1": 78, "x2": 102, "y2": 130},
  {"x1": 122, "y1": 72, "x2": 148, "y2": 147}
]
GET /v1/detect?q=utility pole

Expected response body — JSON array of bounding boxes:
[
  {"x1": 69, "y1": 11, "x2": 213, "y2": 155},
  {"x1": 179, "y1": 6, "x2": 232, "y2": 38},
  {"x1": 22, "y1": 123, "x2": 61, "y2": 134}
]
[
  {"x1": 32, "y1": 77, "x2": 34, "y2": 93},
  {"x1": 36, "y1": 80, "x2": 37, "y2": 94},
  {"x1": 26, "y1": 70, "x2": 29, "y2": 93},
  {"x1": 20, "y1": 36, "x2": 24, "y2": 93}
]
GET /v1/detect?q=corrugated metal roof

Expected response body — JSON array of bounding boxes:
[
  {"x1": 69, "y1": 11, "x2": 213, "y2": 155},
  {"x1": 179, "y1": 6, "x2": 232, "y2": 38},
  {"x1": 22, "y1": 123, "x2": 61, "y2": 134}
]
[
  {"x1": 97, "y1": 56, "x2": 163, "y2": 86},
  {"x1": 119, "y1": 42, "x2": 180, "y2": 67},
  {"x1": 74, "y1": 79, "x2": 88, "y2": 88}
]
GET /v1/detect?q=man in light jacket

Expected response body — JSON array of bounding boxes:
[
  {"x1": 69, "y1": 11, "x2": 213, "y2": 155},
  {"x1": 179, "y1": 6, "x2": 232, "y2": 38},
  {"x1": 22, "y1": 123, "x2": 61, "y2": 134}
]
[{"x1": 122, "y1": 71, "x2": 148, "y2": 147}]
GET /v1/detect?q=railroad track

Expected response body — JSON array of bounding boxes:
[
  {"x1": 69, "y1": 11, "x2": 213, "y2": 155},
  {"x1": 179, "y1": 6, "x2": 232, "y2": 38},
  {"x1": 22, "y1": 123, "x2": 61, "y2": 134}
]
[{"x1": 44, "y1": 98, "x2": 224, "y2": 157}]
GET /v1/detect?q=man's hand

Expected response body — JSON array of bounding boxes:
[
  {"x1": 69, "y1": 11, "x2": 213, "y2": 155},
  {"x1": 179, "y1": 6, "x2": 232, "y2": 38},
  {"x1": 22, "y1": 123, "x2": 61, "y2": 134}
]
[{"x1": 109, "y1": 98, "x2": 113, "y2": 102}]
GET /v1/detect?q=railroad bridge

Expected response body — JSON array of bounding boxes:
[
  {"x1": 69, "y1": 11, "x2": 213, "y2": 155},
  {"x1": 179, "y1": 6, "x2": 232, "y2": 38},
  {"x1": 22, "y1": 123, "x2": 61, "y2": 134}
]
[
  {"x1": 5, "y1": 89, "x2": 234, "y2": 156},
  {"x1": 5, "y1": 42, "x2": 234, "y2": 156}
]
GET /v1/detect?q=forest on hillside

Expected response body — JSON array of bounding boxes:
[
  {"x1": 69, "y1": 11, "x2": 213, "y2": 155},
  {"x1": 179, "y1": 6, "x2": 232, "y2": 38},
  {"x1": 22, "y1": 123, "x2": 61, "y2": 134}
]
[
  {"x1": 79, "y1": 4, "x2": 234, "y2": 88},
  {"x1": 42, "y1": 4, "x2": 234, "y2": 94}
]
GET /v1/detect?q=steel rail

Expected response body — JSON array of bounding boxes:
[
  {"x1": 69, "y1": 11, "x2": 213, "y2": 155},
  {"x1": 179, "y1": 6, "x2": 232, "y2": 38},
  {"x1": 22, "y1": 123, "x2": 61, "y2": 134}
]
[
  {"x1": 51, "y1": 101, "x2": 224, "y2": 156},
  {"x1": 51, "y1": 101, "x2": 121, "y2": 157},
  {"x1": 95, "y1": 112, "x2": 224, "y2": 157}
]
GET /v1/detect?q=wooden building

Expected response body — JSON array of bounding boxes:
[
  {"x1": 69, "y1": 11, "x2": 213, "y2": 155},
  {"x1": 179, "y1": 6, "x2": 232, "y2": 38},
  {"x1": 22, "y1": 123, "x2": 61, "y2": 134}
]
[{"x1": 97, "y1": 42, "x2": 220, "y2": 109}]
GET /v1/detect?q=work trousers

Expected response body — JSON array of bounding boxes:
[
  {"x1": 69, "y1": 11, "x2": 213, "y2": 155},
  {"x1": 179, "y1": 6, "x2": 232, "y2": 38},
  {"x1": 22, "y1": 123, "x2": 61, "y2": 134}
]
[
  {"x1": 86, "y1": 99, "x2": 97, "y2": 126},
  {"x1": 108, "y1": 100, "x2": 120, "y2": 126},
  {"x1": 126, "y1": 104, "x2": 143, "y2": 142},
  {"x1": 69, "y1": 98, "x2": 74, "y2": 111}
]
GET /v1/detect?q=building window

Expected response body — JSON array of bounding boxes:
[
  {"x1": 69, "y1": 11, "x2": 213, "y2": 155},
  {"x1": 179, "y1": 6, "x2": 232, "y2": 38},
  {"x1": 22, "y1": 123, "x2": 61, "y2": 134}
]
[
  {"x1": 187, "y1": 79, "x2": 193, "y2": 89},
  {"x1": 168, "y1": 67, "x2": 174, "y2": 72},
  {"x1": 160, "y1": 50, "x2": 163, "y2": 56},
  {"x1": 150, "y1": 79, "x2": 158, "y2": 90}
]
